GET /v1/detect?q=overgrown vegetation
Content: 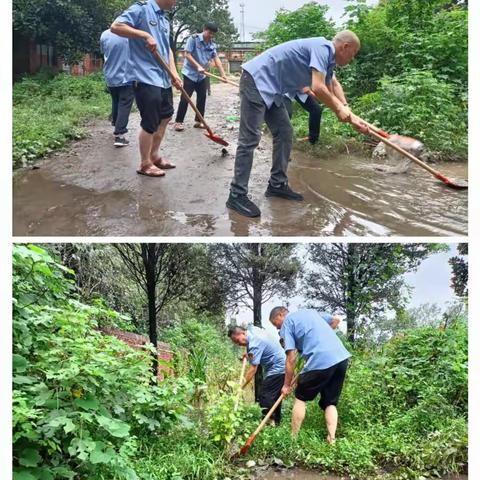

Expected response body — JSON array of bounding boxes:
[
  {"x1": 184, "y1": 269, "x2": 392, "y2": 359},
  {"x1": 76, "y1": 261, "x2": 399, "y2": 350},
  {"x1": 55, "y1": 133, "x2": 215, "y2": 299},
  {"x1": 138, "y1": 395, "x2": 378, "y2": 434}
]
[
  {"x1": 13, "y1": 245, "x2": 468, "y2": 479},
  {"x1": 259, "y1": 0, "x2": 468, "y2": 161},
  {"x1": 13, "y1": 73, "x2": 111, "y2": 168}
]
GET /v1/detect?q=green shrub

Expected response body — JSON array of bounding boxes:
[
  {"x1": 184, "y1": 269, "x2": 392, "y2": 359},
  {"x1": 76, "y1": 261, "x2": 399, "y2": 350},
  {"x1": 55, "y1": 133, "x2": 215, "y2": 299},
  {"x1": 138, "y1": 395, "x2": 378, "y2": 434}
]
[
  {"x1": 354, "y1": 70, "x2": 467, "y2": 160},
  {"x1": 13, "y1": 73, "x2": 112, "y2": 168},
  {"x1": 13, "y1": 245, "x2": 194, "y2": 480}
]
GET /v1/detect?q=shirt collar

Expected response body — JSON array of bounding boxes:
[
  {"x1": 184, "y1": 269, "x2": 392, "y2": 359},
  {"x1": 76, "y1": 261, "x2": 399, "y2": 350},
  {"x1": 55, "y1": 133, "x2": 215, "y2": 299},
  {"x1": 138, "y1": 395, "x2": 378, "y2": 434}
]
[{"x1": 149, "y1": 0, "x2": 165, "y2": 16}]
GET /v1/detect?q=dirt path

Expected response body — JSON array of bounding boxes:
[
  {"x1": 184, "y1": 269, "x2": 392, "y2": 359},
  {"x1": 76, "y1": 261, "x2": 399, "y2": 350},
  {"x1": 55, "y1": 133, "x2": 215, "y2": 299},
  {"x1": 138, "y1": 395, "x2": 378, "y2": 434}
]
[{"x1": 13, "y1": 82, "x2": 467, "y2": 237}]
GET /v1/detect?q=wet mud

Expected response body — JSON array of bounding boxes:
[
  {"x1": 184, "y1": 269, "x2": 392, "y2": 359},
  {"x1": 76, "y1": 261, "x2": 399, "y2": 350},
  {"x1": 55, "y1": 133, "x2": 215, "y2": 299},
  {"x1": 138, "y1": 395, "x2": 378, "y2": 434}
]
[{"x1": 13, "y1": 82, "x2": 467, "y2": 237}]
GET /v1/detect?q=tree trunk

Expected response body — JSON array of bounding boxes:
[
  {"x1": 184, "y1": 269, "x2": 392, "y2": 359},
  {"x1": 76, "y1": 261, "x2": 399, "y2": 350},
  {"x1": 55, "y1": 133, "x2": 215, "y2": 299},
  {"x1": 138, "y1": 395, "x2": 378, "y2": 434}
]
[
  {"x1": 144, "y1": 245, "x2": 158, "y2": 380},
  {"x1": 345, "y1": 244, "x2": 357, "y2": 343}
]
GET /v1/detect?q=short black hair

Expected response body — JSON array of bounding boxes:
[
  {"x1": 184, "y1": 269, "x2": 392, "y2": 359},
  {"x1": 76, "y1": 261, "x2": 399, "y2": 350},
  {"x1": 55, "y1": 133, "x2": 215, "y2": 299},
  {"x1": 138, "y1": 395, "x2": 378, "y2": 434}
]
[
  {"x1": 269, "y1": 306, "x2": 287, "y2": 322},
  {"x1": 204, "y1": 22, "x2": 218, "y2": 33},
  {"x1": 227, "y1": 325, "x2": 245, "y2": 338}
]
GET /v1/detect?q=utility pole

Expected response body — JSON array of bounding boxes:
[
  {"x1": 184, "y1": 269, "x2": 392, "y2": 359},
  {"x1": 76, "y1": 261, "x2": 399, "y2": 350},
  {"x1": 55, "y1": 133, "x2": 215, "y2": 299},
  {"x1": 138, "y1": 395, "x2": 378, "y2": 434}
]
[{"x1": 240, "y1": 2, "x2": 245, "y2": 42}]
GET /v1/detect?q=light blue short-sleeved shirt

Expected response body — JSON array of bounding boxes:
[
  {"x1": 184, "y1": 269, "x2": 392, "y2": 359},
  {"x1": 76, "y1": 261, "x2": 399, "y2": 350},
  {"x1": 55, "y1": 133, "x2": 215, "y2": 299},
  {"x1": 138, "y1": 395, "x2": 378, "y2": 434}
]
[
  {"x1": 242, "y1": 37, "x2": 336, "y2": 108},
  {"x1": 246, "y1": 326, "x2": 285, "y2": 378},
  {"x1": 182, "y1": 33, "x2": 218, "y2": 82},
  {"x1": 279, "y1": 309, "x2": 350, "y2": 373},
  {"x1": 115, "y1": 0, "x2": 171, "y2": 88},
  {"x1": 100, "y1": 30, "x2": 131, "y2": 87}
]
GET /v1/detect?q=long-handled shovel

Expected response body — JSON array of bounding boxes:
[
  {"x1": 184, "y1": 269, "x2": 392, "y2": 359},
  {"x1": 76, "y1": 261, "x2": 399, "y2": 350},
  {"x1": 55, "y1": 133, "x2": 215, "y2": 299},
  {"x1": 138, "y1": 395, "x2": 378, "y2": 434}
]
[
  {"x1": 204, "y1": 71, "x2": 240, "y2": 88},
  {"x1": 151, "y1": 49, "x2": 229, "y2": 147},
  {"x1": 234, "y1": 355, "x2": 248, "y2": 412},
  {"x1": 233, "y1": 374, "x2": 299, "y2": 458},
  {"x1": 305, "y1": 88, "x2": 467, "y2": 190}
]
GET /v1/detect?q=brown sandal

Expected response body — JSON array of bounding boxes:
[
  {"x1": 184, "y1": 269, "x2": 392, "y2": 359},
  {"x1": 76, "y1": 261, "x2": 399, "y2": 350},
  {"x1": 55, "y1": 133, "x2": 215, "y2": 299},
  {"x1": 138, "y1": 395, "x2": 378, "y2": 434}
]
[
  {"x1": 152, "y1": 157, "x2": 176, "y2": 169},
  {"x1": 136, "y1": 166, "x2": 165, "y2": 177}
]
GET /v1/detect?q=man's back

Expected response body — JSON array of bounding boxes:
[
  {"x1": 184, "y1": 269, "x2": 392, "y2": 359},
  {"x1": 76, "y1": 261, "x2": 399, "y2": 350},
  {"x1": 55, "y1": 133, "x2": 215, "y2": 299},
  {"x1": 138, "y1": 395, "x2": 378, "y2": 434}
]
[
  {"x1": 100, "y1": 30, "x2": 130, "y2": 87},
  {"x1": 247, "y1": 326, "x2": 285, "y2": 377},
  {"x1": 280, "y1": 309, "x2": 350, "y2": 372}
]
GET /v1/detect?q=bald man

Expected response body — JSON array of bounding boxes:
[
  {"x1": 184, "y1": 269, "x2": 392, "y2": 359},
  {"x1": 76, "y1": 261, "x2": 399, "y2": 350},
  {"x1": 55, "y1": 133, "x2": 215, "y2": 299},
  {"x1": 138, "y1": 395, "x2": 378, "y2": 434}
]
[{"x1": 226, "y1": 30, "x2": 368, "y2": 218}]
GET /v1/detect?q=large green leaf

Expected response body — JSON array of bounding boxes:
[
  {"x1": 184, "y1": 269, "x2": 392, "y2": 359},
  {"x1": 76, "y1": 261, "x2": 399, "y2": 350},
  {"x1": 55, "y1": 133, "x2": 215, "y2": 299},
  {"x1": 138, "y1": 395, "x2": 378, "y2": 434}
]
[{"x1": 96, "y1": 415, "x2": 130, "y2": 438}]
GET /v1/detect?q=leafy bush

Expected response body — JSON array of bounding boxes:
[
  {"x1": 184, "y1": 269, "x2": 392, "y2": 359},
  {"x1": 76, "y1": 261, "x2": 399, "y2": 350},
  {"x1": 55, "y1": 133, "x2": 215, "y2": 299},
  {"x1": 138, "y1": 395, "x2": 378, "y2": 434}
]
[
  {"x1": 13, "y1": 245, "x2": 194, "y2": 480},
  {"x1": 13, "y1": 73, "x2": 112, "y2": 168},
  {"x1": 354, "y1": 70, "x2": 467, "y2": 160}
]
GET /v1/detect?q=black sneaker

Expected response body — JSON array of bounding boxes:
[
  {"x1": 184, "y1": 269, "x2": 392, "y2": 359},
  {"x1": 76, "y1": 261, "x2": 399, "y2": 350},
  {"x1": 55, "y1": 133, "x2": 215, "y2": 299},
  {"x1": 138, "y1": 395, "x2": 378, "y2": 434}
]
[
  {"x1": 226, "y1": 192, "x2": 261, "y2": 217},
  {"x1": 114, "y1": 136, "x2": 130, "y2": 147},
  {"x1": 265, "y1": 182, "x2": 303, "y2": 201}
]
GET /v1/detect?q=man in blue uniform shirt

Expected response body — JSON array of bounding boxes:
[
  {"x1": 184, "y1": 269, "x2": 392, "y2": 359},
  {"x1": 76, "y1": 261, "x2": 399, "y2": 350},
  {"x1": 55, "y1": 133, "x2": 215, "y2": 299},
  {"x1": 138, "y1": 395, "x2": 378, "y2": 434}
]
[
  {"x1": 226, "y1": 31, "x2": 368, "y2": 218},
  {"x1": 228, "y1": 325, "x2": 286, "y2": 425},
  {"x1": 111, "y1": 0, "x2": 182, "y2": 177},
  {"x1": 270, "y1": 307, "x2": 351, "y2": 441},
  {"x1": 100, "y1": 29, "x2": 134, "y2": 147},
  {"x1": 174, "y1": 22, "x2": 227, "y2": 131}
]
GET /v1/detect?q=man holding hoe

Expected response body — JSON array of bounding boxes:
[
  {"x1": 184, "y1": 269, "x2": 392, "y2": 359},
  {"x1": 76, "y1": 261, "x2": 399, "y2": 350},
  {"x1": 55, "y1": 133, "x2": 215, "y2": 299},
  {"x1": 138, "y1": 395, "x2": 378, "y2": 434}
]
[
  {"x1": 111, "y1": 0, "x2": 181, "y2": 178},
  {"x1": 270, "y1": 307, "x2": 350, "y2": 442},
  {"x1": 174, "y1": 22, "x2": 228, "y2": 131},
  {"x1": 226, "y1": 30, "x2": 368, "y2": 218},
  {"x1": 228, "y1": 325, "x2": 285, "y2": 425}
]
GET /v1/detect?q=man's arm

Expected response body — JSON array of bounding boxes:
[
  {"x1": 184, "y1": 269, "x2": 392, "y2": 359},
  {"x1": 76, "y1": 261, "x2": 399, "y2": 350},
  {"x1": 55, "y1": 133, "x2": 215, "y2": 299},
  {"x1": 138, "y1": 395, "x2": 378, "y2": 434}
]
[
  {"x1": 212, "y1": 56, "x2": 227, "y2": 79},
  {"x1": 331, "y1": 75, "x2": 348, "y2": 105},
  {"x1": 241, "y1": 364, "x2": 258, "y2": 389},
  {"x1": 111, "y1": 22, "x2": 157, "y2": 52},
  {"x1": 185, "y1": 52, "x2": 205, "y2": 73},
  {"x1": 169, "y1": 48, "x2": 182, "y2": 88},
  {"x1": 311, "y1": 70, "x2": 350, "y2": 122},
  {"x1": 281, "y1": 349, "x2": 297, "y2": 396}
]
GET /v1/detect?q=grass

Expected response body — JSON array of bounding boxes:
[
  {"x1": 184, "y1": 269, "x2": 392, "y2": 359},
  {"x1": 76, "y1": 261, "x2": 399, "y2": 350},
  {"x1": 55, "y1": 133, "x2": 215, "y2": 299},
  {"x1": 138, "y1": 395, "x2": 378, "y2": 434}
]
[{"x1": 13, "y1": 72, "x2": 112, "y2": 168}]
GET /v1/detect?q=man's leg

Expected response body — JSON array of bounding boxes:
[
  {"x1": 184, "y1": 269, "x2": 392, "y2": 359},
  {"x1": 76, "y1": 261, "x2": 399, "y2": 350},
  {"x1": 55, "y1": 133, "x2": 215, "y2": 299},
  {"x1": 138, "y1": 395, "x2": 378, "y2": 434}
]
[
  {"x1": 291, "y1": 398, "x2": 307, "y2": 436},
  {"x1": 150, "y1": 117, "x2": 171, "y2": 163},
  {"x1": 264, "y1": 104, "x2": 303, "y2": 200},
  {"x1": 114, "y1": 85, "x2": 135, "y2": 137},
  {"x1": 110, "y1": 87, "x2": 120, "y2": 128},
  {"x1": 194, "y1": 78, "x2": 208, "y2": 122},
  {"x1": 325, "y1": 405, "x2": 338, "y2": 443},
  {"x1": 301, "y1": 95, "x2": 323, "y2": 145},
  {"x1": 135, "y1": 83, "x2": 167, "y2": 176},
  {"x1": 175, "y1": 76, "x2": 195, "y2": 124},
  {"x1": 227, "y1": 72, "x2": 266, "y2": 217},
  {"x1": 319, "y1": 359, "x2": 349, "y2": 443}
]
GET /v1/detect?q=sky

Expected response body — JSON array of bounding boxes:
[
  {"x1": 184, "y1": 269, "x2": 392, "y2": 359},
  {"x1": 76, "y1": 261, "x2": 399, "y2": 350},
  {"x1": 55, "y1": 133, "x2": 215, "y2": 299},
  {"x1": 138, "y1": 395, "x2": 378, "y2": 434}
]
[
  {"x1": 227, "y1": 0, "x2": 379, "y2": 41},
  {"x1": 230, "y1": 244, "x2": 462, "y2": 336}
]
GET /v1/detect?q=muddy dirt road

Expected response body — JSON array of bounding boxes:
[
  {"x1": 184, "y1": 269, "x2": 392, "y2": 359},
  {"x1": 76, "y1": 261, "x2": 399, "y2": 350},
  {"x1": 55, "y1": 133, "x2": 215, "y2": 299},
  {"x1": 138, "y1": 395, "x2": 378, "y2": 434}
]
[{"x1": 13, "y1": 82, "x2": 467, "y2": 237}]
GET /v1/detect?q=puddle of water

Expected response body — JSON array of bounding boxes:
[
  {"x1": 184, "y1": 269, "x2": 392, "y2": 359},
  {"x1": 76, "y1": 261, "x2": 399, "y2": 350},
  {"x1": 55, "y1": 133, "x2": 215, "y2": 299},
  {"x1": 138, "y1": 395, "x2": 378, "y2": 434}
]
[{"x1": 256, "y1": 468, "x2": 467, "y2": 480}]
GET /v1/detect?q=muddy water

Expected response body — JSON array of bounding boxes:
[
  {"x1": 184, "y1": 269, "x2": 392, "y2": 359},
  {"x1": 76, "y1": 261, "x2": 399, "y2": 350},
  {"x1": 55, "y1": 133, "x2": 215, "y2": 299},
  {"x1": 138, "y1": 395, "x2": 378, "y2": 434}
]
[
  {"x1": 12, "y1": 82, "x2": 467, "y2": 237},
  {"x1": 256, "y1": 468, "x2": 467, "y2": 480}
]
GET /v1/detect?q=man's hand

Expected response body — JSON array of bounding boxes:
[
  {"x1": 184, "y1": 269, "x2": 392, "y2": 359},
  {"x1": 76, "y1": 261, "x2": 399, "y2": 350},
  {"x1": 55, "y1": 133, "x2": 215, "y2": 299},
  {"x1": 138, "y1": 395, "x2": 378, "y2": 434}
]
[
  {"x1": 281, "y1": 384, "x2": 291, "y2": 397},
  {"x1": 144, "y1": 34, "x2": 157, "y2": 53},
  {"x1": 172, "y1": 76, "x2": 183, "y2": 89},
  {"x1": 350, "y1": 114, "x2": 369, "y2": 135},
  {"x1": 197, "y1": 66, "x2": 205, "y2": 74},
  {"x1": 336, "y1": 105, "x2": 351, "y2": 123},
  {"x1": 221, "y1": 74, "x2": 228, "y2": 83}
]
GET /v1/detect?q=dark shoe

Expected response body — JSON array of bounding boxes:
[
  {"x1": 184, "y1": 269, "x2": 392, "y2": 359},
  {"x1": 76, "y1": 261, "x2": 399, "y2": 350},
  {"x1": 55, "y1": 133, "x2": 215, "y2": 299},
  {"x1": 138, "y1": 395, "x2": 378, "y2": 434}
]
[
  {"x1": 226, "y1": 192, "x2": 261, "y2": 217},
  {"x1": 114, "y1": 136, "x2": 129, "y2": 147},
  {"x1": 265, "y1": 182, "x2": 303, "y2": 201}
]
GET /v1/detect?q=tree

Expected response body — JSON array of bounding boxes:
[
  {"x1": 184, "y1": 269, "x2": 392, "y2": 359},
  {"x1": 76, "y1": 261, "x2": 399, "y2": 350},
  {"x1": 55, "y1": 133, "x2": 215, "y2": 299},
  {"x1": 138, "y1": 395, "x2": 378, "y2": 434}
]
[
  {"x1": 13, "y1": 0, "x2": 130, "y2": 61},
  {"x1": 166, "y1": 0, "x2": 238, "y2": 59},
  {"x1": 211, "y1": 243, "x2": 300, "y2": 327},
  {"x1": 113, "y1": 243, "x2": 203, "y2": 378},
  {"x1": 449, "y1": 243, "x2": 468, "y2": 298},
  {"x1": 254, "y1": 2, "x2": 336, "y2": 49},
  {"x1": 211, "y1": 243, "x2": 299, "y2": 398},
  {"x1": 304, "y1": 243, "x2": 446, "y2": 343}
]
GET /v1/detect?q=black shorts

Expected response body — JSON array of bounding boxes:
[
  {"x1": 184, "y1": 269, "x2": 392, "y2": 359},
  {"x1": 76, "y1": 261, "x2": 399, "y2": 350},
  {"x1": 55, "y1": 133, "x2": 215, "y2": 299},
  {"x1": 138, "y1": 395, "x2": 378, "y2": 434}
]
[
  {"x1": 295, "y1": 359, "x2": 349, "y2": 410},
  {"x1": 258, "y1": 373, "x2": 284, "y2": 409},
  {"x1": 134, "y1": 82, "x2": 174, "y2": 134}
]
